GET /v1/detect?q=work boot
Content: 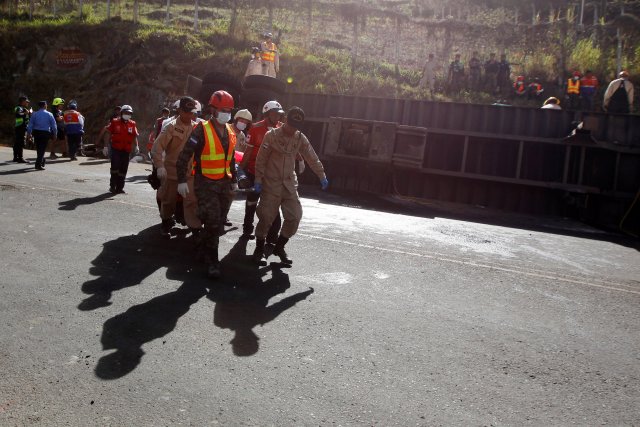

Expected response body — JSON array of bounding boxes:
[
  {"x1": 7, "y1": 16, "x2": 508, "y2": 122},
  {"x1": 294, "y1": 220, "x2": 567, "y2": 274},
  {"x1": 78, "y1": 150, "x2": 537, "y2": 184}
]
[
  {"x1": 160, "y1": 219, "x2": 173, "y2": 237},
  {"x1": 224, "y1": 218, "x2": 232, "y2": 227},
  {"x1": 253, "y1": 238, "x2": 266, "y2": 265},
  {"x1": 272, "y1": 235, "x2": 292, "y2": 265},
  {"x1": 49, "y1": 153, "x2": 58, "y2": 159},
  {"x1": 242, "y1": 224, "x2": 255, "y2": 240}
]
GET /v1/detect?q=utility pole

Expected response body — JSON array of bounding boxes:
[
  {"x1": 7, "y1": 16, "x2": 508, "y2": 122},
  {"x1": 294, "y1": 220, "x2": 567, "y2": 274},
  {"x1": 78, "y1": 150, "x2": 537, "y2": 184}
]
[
  {"x1": 579, "y1": 0, "x2": 585, "y2": 26},
  {"x1": 616, "y1": 4, "x2": 623, "y2": 74}
]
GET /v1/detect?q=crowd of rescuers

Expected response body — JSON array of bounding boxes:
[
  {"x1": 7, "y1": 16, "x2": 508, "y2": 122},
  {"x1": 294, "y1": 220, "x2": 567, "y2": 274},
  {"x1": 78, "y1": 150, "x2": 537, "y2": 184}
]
[
  {"x1": 419, "y1": 51, "x2": 635, "y2": 112},
  {"x1": 145, "y1": 92, "x2": 329, "y2": 280}
]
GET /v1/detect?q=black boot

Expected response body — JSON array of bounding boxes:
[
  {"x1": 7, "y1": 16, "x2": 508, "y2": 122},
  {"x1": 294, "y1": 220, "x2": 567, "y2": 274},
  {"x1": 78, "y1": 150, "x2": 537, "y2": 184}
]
[
  {"x1": 160, "y1": 219, "x2": 173, "y2": 237},
  {"x1": 207, "y1": 248, "x2": 221, "y2": 279},
  {"x1": 253, "y1": 238, "x2": 266, "y2": 264},
  {"x1": 272, "y1": 235, "x2": 292, "y2": 265}
]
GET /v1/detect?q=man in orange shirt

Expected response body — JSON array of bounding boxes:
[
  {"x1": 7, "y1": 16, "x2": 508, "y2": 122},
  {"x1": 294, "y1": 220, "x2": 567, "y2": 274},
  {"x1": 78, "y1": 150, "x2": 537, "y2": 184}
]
[
  {"x1": 240, "y1": 100, "x2": 284, "y2": 242},
  {"x1": 104, "y1": 105, "x2": 139, "y2": 194}
]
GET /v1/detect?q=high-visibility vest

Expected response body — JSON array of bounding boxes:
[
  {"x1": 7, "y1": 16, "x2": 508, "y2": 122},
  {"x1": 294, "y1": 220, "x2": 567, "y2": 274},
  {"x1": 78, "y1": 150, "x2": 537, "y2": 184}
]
[
  {"x1": 261, "y1": 42, "x2": 277, "y2": 62},
  {"x1": 63, "y1": 110, "x2": 84, "y2": 135},
  {"x1": 567, "y1": 79, "x2": 580, "y2": 94},
  {"x1": 200, "y1": 121, "x2": 236, "y2": 180}
]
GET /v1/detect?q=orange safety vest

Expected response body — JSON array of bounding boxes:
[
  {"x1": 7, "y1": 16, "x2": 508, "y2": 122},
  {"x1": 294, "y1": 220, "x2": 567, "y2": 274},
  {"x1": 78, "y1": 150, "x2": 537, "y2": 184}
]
[
  {"x1": 200, "y1": 121, "x2": 236, "y2": 180},
  {"x1": 261, "y1": 42, "x2": 277, "y2": 62},
  {"x1": 567, "y1": 79, "x2": 580, "y2": 94}
]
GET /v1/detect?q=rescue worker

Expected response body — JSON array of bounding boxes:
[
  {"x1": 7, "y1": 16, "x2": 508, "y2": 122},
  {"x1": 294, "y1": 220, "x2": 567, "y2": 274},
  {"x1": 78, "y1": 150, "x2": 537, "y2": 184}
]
[
  {"x1": 513, "y1": 75, "x2": 526, "y2": 97},
  {"x1": 244, "y1": 47, "x2": 263, "y2": 78},
  {"x1": 62, "y1": 101, "x2": 84, "y2": 161},
  {"x1": 419, "y1": 53, "x2": 438, "y2": 96},
  {"x1": 484, "y1": 53, "x2": 499, "y2": 93},
  {"x1": 49, "y1": 97, "x2": 66, "y2": 159},
  {"x1": 103, "y1": 104, "x2": 139, "y2": 194},
  {"x1": 527, "y1": 78, "x2": 544, "y2": 101},
  {"x1": 496, "y1": 54, "x2": 511, "y2": 96},
  {"x1": 468, "y1": 51, "x2": 482, "y2": 90},
  {"x1": 13, "y1": 95, "x2": 31, "y2": 163},
  {"x1": 603, "y1": 71, "x2": 634, "y2": 114},
  {"x1": 252, "y1": 106, "x2": 328, "y2": 265},
  {"x1": 175, "y1": 90, "x2": 238, "y2": 279},
  {"x1": 541, "y1": 97, "x2": 561, "y2": 110},
  {"x1": 448, "y1": 53, "x2": 465, "y2": 94},
  {"x1": 580, "y1": 70, "x2": 599, "y2": 111},
  {"x1": 260, "y1": 32, "x2": 279, "y2": 78},
  {"x1": 26, "y1": 101, "x2": 57, "y2": 171},
  {"x1": 232, "y1": 109, "x2": 252, "y2": 152},
  {"x1": 240, "y1": 100, "x2": 284, "y2": 241},
  {"x1": 148, "y1": 107, "x2": 170, "y2": 156},
  {"x1": 151, "y1": 96, "x2": 201, "y2": 237},
  {"x1": 97, "y1": 106, "x2": 122, "y2": 154},
  {"x1": 566, "y1": 71, "x2": 581, "y2": 110}
]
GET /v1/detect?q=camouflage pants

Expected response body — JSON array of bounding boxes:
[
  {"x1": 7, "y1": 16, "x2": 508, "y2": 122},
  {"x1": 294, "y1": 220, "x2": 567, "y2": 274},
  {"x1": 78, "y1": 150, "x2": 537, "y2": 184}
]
[{"x1": 194, "y1": 176, "x2": 234, "y2": 264}]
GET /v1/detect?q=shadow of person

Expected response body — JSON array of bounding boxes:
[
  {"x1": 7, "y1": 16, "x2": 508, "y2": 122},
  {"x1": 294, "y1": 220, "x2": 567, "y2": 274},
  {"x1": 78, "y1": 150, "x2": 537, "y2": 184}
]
[
  {"x1": 79, "y1": 225, "x2": 195, "y2": 311},
  {"x1": 58, "y1": 192, "x2": 114, "y2": 211},
  {"x1": 208, "y1": 237, "x2": 314, "y2": 356},
  {"x1": 95, "y1": 280, "x2": 208, "y2": 380}
]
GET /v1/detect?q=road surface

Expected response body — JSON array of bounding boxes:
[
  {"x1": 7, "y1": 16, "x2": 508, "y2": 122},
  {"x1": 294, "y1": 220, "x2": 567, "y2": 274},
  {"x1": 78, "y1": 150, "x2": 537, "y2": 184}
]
[{"x1": 0, "y1": 146, "x2": 639, "y2": 426}]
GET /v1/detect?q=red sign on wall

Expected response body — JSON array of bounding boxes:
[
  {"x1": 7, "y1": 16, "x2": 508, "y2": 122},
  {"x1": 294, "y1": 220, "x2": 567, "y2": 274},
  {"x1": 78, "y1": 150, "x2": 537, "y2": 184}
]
[{"x1": 55, "y1": 48, "x2": 87, "y2": 69}]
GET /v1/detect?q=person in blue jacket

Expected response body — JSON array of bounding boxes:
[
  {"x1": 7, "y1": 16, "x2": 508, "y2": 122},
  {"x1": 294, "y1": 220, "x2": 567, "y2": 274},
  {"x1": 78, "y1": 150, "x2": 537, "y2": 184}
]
[{"x1": 26, "y1": 101, "x2": 57, "y2": 171}]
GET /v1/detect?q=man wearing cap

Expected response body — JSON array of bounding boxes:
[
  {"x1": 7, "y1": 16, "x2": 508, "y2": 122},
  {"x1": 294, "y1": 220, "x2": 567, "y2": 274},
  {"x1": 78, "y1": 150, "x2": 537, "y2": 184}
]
[
  {"x1": 151, "y1": 96, "x2": 201, "y2": 237},
  {"x1": 604, "y1": 71, "x2": 634, "y2": 114},
  {"x1": 13, "y1": 95, "x2": 31, "y2": 163},
  {"x1": 260, "y1": 32, "x2": 279, "y2": 78},
  {"x1": 63, "y1": 101, "x2": 85, "y2": 161},
  {"x1": 26, "y1": 101, "x2": 57, "y2": 171},
  {"x1": 252, "y1": 106, "x2": 328, "y2": 265},
  {"x1": 49, "y1": 97, "x2": 66, "y2": 159},
  {"x1": 104, "y1": 104, "x2": 139, "y2": 194}
]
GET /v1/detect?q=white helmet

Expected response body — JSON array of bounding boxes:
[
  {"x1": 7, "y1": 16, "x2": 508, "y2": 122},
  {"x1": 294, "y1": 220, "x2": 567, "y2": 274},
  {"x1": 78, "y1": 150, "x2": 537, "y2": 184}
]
[
  {"x1": 121, "y1": 104, "x2": 133, "y2": 113},
  {"x1": 194, "y1": 100, "x2": 202, "y2": 114},
  {"x1": 234, "y1": 109, "x2": 252, "y2": 121},
  {"x1": 262, "y1": 100, "x2": 284, "y2": 115},
  {"x1": 172, "y1": 100, "x2": 180, "y2": 110}
]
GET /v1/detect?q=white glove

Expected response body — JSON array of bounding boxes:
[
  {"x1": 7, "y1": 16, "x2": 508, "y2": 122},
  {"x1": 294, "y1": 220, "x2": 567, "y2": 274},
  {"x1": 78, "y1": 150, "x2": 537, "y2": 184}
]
[
  {"x1": 103, "y1": 147, "x2": 109, "y2": 157},
  {"x1": 156, "y1": 167, "x2": 167, "y2": 180},
  {"x1": 231, "y1": 182, "x2": 239, "y2": 192},
  {"x1": 177, "y1": 183, "x2": 189, "y2": 198},
  {"x1": 298, "y1": 159, "x2": 305, "y2": 174}
]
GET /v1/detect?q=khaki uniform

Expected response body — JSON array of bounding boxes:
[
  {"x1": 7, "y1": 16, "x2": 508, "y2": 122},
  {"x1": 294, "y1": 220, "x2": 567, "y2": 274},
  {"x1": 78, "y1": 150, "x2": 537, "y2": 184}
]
[
  {"x1": 254, "y1": 127, "x2": 326, "y2": 239},
  {"x1": 151, "y1": 117, "x2": 201, "y2": 229},
  {"x1": 244, "y1": 57, "x2": 263, "y2": 78}
]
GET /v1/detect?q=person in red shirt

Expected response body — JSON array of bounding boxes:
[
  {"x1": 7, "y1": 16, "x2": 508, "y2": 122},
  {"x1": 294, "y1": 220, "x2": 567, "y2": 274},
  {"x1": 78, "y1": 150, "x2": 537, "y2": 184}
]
[
  {"x1": 580, "y1": 70, "x2": 599, "y2": 111},
  {"x1": 104, "y1": 104, "x2": 139, "y2": 194},
  {"x1": 239, "y1": 100, "x2": 284, "y2": 241}
]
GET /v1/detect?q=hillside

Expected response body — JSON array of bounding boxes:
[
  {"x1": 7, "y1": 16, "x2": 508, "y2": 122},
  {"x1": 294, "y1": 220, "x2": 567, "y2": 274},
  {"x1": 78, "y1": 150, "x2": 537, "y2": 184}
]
[{"x1": 1, "y1": 0, "x2": 639, "y2": 142}]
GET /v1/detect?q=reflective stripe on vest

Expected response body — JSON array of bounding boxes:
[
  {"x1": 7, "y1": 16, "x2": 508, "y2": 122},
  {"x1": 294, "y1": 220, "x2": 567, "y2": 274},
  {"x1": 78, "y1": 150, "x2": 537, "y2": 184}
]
[
  {"x1": 262, "y1": 43, "x2": 276, "y2": 62},
  {"x1": 567, "y1": 79, "x2": 580, "y2": 94},
  {"x1": 15, "y1": 107, "x2": 25, "y2": 127},
  {"x1": 200, "y1": 121, "x2": 236, "y2": 180}
]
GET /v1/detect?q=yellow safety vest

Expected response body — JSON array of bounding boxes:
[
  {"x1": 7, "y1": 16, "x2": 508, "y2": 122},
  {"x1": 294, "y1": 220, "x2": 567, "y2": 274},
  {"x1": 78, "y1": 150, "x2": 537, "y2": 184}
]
[
  {"x1": 567, "y1": 79, "x2": 580, "y2": 94},
  {"x1": 261, "y1": 42, "x2": 277, "y2": 62},
  {"x1": 200, "y1": 121, "x2": 236, "y2": 180}
]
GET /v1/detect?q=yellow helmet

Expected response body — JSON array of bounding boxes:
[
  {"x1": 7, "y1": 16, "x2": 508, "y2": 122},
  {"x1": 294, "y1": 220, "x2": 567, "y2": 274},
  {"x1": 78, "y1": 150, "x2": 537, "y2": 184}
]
[{"x1": 52, "y1": 97, "x2": 65, "y2": 106}]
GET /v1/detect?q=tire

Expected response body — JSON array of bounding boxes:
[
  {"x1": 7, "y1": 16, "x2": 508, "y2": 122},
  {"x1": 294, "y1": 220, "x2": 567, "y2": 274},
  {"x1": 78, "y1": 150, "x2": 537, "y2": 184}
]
[
  {"x1": 240, "y1": 88, "x2": 279, "y2": 111},
  {"x1": 242, "y1": 74, "x2": 286, "y2": 94}
]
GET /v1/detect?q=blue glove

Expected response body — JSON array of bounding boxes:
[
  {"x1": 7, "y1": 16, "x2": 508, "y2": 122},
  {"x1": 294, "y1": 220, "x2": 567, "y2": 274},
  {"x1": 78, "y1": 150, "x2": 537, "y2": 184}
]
[
  {"x1": 320, "y1": 178, "x2": 329, "y2": 190},
  {"x1": 254, "y1": 183, "x2": 262, "y2": 194}
]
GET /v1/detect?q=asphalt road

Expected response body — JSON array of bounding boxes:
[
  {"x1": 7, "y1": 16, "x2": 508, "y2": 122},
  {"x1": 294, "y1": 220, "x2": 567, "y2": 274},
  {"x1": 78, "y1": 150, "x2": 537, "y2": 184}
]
[{"x1": 0, "y1": 146, "x2": 639, "y2": 426}]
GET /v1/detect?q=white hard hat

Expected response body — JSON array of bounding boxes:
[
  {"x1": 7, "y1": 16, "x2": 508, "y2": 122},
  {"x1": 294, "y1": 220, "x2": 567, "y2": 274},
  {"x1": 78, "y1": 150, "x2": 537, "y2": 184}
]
[
  {"x1": 234, "y1": 109, "x2": 252, "y2": 121},
  {"x1": 262, "y1": 100, "x2": 284, "y2": 115},
  {"x1": 121, "y1": 104, "x2": 133, "y2": 113},
  {"x1": 172, "y1": 100, "x2": 180, "y2": 109},
  {"x1": 194, "y1": 100, "x2": 202, "y2": 113}
]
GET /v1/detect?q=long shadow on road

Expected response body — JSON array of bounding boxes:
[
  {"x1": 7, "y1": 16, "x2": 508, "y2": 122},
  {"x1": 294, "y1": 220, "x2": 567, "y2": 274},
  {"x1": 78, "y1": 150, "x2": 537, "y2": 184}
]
[
  {"x1": 85, "y1": 227, "x2": 313, "y2": 379},
  {"x1": 58, "y1": 192, "x2": 114, "y2": 210}
]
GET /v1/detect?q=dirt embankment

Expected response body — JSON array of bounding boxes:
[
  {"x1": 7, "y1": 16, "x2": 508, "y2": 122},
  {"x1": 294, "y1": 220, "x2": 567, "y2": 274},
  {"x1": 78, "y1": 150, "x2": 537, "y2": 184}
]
[{"x1": 0, "y1": 22, "x2": 245, "y2": 145}]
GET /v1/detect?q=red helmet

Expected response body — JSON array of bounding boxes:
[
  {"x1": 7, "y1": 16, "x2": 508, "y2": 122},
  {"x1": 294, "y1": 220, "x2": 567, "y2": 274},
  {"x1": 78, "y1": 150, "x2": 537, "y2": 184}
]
[{"x1": 208, "y1": 90, "x2": 234, "y2": 109}]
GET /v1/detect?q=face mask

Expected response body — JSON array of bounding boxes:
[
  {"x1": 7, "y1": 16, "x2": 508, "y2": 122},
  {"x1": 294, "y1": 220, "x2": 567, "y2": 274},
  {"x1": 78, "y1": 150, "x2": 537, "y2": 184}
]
[
  {"x1": 216, "y1": 112, "x2": 231, "y2": 124},
  {"x1": 236, "y1": 122, "x2": 247, "y2": 131},
  {"x1": 122, "y1": 114, "x2": 132, "y2": 121}
]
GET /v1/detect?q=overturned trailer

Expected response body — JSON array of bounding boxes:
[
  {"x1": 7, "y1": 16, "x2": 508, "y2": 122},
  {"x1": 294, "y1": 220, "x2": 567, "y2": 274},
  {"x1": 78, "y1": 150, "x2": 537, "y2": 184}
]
[
  {"x1": 282, "y1": 93, "x2": 640, "y2": 233},
  {"x1": 186, "y1": 74, "x2": 640, "y2": 233}
]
